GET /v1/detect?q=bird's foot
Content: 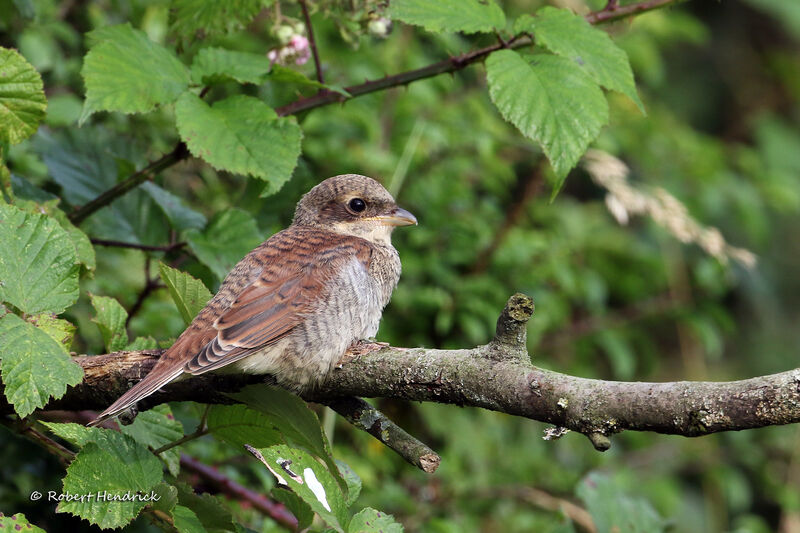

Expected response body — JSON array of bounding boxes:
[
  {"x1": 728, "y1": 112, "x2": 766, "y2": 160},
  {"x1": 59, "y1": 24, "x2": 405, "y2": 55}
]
[{"x1": 337, "y1": 339, "x2": 388, "y2": 367}]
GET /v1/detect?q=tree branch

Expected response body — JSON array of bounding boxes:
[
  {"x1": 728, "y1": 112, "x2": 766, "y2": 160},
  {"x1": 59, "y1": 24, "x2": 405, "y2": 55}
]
[
  {"x1": 19, "y1": 294, "x2": 800, "y2": 458},
  {"x1": 66, "y1": 0, "x2": 684, "y2": 224},
  {"x1": 90, "y1": 239, "x2": 187, "y2": 253},
  {"x1": 298, "y1": 0, "x2": 324, "y2": 85}
]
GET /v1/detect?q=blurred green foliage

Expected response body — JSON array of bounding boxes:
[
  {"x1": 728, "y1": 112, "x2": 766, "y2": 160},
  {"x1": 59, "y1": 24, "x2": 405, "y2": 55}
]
[{"x1": 1, "y1": 0, "x2": 800, "y2": 531}]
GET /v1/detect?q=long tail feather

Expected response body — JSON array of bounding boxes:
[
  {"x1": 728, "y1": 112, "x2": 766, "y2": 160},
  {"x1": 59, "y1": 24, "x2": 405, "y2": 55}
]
[{"x1": 87, "y1": 367, "x2": 184, "y2": 427}]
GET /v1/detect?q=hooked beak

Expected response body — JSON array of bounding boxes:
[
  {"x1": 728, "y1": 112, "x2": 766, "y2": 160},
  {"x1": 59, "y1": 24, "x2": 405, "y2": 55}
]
[{"x1": 374, "y1": 206, "x2": 417, "y2": 227}]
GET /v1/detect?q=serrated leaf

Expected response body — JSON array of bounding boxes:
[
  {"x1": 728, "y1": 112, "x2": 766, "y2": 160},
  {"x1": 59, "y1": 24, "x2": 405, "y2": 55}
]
[
  {"x1": 141, "y1": 182, "x2": 207, "y2": 232},
  {"x1": 336, "y1": 460, "x2": 362, "y2": 507},
  {"x1": 158, "y1": 262, "x2": 212, "y2": 324},
  {"x1": 126, "y1": 336, "x2": 158, "y2": 350},
  {"x1": 121, "y1": 405, "x2": 184, "y2": 476},
  {"x1": 28, "y1": 313, "x2": 76, "y2": 350},
  {"x1": 42, "y1": 421, "x2": 102, "y2": 447},
  {"x1": 149, "y1": 483, "x2": 178, "y2": 515},
  {"x1": 175, "y1": 482, "x2": 239, "y2": 532},
  {"x1": 516, "y1": 8, "x2": 644, "y2": 112},
  {"x1": 80, "y1": 23, "x2": 190, "y2": 124},
  {"x1": 388, "y1": 0, "x2": 506, "y2": 34},
  {"x1": 173, "y1": 505, "x2": 205, "y2": 533},
  {"x1": 349, "y1": 508, "x2": 404, "y2": 533},
  {"x1": 13, "y1": 197, "x2": 96, "y2": 272},
  {"x1": 271, "y1": 487, "x2": 314, "y2": 530},
  {"x1": 58, "y1": 435, "x2": 163, "y2": 529},
  {"x1": 0, "y1": 47, "x2": 47, "y2": 144},
  {"x1": 250, "y1": 444, "x2": 347, "y2": 531},
  {"x1": 191, "y1": 47, "x2": 272, "y2": 85},
  {"x1": 269, "y1": 65, "x2": 351, "y2": 98},
  {"x1": 0, "y1": 203, "x2": 79, "y2": 314},
  {"x1": 0, "y1": 513, "x2": 46, "y2": 532},
  {"x1": 175, "y1": 92, "x2": 302, "y2": 187},
  {"x1": 207, "y1": 404, "x2": 284, "y2": 448},
  {"x1": 0, "y1": 314, "x2": 83, "y2": 418},
  {"x1": 90, "y1": 294, "x2": 129, "y2": 352},
  {"x1": 577, "y1": 473, "x2": 667, "y2": 533},
  {"x1": 171, "y1": 0, "x2": 267, "y2": 39},
  {"x1": 184, "y1": 209, "x2": 262, "y2": 281},
  {"x1": 229, "y1": 386, "x2": 346, "y2": 494},
  {"x1": 486, "y1": 50, "x2": 608, "y2": 185}
]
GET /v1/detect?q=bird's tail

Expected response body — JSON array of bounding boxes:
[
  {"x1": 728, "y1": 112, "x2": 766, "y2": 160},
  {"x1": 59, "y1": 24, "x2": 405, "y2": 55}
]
[{"x1": 87, "y1": 367, "x2": 184, "y2": 427}]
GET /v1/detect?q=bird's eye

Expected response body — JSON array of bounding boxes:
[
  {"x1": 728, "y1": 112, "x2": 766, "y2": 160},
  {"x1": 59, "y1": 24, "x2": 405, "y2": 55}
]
[{"x1": 348, "y1": 198, "x2": 367, "y2": 212}]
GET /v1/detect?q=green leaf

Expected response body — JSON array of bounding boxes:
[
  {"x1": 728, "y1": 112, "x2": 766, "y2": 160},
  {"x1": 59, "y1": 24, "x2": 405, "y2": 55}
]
[
  {"x1": 0, "y1": 314, "x2": 83, "y2": 417},
  {"x1": 388, "y1": 0, "x2": 506, "y2": 34},
  {"x1": 141, "y1": 182, "x2": 207, "y2": 232},
  {"x1": 271, "y1": 487, "x2": 314, "y2": 530},
  {"x1": 175, "y1": 93, "x2": 302, "y2": 188},
  {"x1": 349, "y1": 508, "x2": 404, "y2": 533},
  {"x1": 486, "y1": 50, "x2": 608, "y2": 184},
  {"x1": 171, "y1": 0, "x2": 267, "y2": 39},
  {"x1": 58, "y1": 434, "x2": 163, "y2": 529},
  {"x1": 0, "y1": 47, "x2": 47, "y2": 144},
  {"x1": 0, "y1": 203, "x2": 79, "y2": 314},
  {"x1": 175, "y1": 482, "x2": 239, "y2": 532},
  {"x1": 191, "y1": 47, "x2": 272, "y2": 85},
  {"x1": 0, "y1": 513, "x2": 46, "y2": 532},
  {"x1": 577, "y1": 472, "x2": 667, "y2": 533},
  {"x1": 515, "y1": 8, "x2": 644, "y2": 112},
  {"x1": 126, "y1": 336, "x2": 158, "y2": 350},
  {"x1": 42, "y1": 421, "x2": 102, "y2": 447},
  {"x1": 229, "y1": 386, "x2": 346, "y2": 494},
  {"x1": 250, "y1": 444, "x2": 347, "y2": 531},
  {"x1": 120, "y1": 404, "x2": 184, "y2": 476},
  {"x1": 80, "y1": 23, "x2": 190, "y2": 124},
  {"x1": 269, "y1": 65, "x2": 352, "y2": 98},
  {"x1": 172, "y1": 505, "x2": 205, "y2": 533},
  {"x1": 28, "y1": 313, "x2": 76, "y2": 350},
  {"x1": 184, "y1": 209, "x2": 262, "y2": 281},
  {"x1": 207, "y1": 404, "x2": 284, "y2": 448},
  {"x1": 90, "y1": 294, "x2": 129, "y2": 352},
  {"x1": 158, "y1": 262, "x2": 213, "y2": 324},
  {"x1": 337, "y1": 460, "x2": 362, "y2": 507}
]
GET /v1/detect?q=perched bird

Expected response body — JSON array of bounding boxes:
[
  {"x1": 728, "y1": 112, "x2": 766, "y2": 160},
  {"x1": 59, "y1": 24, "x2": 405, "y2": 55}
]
[{"x1": 89, "y1": 174, "x2": 416, "y2": 426}]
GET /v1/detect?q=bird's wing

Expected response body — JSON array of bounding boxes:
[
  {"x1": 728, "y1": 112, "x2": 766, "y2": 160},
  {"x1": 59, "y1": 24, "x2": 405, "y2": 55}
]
[
  {"x1": 185, "y1": 230, "x2": 373, "y2": 374},
  {"x1": 88, "y1": 229, "x2": 373, "y2": 425}
]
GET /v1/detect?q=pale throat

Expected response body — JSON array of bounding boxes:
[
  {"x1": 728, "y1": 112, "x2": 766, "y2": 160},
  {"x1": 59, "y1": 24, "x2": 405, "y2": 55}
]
[{"x1": 330, "y1": 221, "x2": 394, "y2": 246}]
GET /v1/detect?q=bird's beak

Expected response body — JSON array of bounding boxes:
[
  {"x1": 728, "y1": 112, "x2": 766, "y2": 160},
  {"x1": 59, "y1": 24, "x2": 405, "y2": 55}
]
[{"x1": 374, "y1": 206, "x2": 417, "y2": 227}]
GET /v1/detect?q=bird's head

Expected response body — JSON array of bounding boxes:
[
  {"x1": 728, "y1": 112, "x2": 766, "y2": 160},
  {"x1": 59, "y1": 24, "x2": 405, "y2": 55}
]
[{"x1": 292, "y1": 174, "x2": 417, "y2": 245}]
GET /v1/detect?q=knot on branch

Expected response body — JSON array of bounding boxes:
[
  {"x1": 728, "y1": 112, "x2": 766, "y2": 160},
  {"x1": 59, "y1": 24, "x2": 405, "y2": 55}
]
[{"x1": 489, "y1": 293, "x2": 534, "y2": 360}]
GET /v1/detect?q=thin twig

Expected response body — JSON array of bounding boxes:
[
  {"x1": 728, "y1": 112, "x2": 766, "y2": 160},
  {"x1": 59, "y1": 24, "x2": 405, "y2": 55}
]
[
  {"x1": 127, "y1": 259, "x2": 165, "y2": 326},
  {"x1": 153, "y1": 405, "x2": 210, "y2": 455},
  {"x1": 68, "y1": 143, "x2": 190, "y2": 225},
  {"x1": 180, "y1": 454, "x2": 298, "y2": 530},
  {"x1": 299, "y1": 0, "x2": 324, "y2": 85},
  {"x1": 91, "y1": 239, "x2": 187, "y2": 253},
  {"x1": 325, "y1": 396, "x2": 441, "y2": 473},
  {"x1": 585, "y1": 0, "x2": 683, "y2": 24}
]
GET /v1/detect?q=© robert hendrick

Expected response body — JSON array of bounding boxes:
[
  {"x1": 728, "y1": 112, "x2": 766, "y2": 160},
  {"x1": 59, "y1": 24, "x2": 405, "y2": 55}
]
[
  {"x1": 45, "y1": 490, "x2": 161, "y2": 503},
  {"x1": 90, "y1": 174, "x2": 417, "y2": 426}
]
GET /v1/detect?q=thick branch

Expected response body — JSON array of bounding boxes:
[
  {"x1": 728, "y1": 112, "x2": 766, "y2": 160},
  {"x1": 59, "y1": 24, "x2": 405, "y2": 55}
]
[{"x1": 27, "y1": 295, "x2": 800, "y2": 450}]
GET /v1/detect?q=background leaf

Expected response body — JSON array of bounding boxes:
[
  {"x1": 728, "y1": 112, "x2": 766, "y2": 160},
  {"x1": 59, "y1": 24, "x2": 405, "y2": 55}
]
[
  {"x1": 516, "y1": 7, "x2": 644, "y2": 112},
  {"x1": 171, "y1": 0, "x2": 267, "y2": 39},
  {"x1": 0, "y1": 314, "x2": 83, "y2": 418},
  {"x1": 389, "y1": 0, "x2": 506, "y2": 34},
  {"x1": 0, "y1": 513, "x2": 46, "y2": 532},
  {"x1": 175, "y1": 93, "x2": 302, "y2": 188},
  {"x1": 90, "y1": 294, "x2": 129, "y2": 352},
  {"x1": 577, "y1": 472, "x2": 667, "y2": 533},
  {"x1": 486, "y1": 50, "x2": 608, "y2": 184},
  {"x1": 158, "y1": 262, "x2": 213, "y2": 324},
  {"x1": 0, "y1": 47, "x2": 46, "y2": 144},
  {"x1": 185, "y1": 209, "x2": 263, "y2": 281},
  {"x1": 207, "y1": 404, "x2": 284, "y2": 448},
  {"x1": 190, "y1": 47, "x2": 272, "y2": 85},
  {"x1": 0, "y1": 203, "x2": 79, "y2": 314},
  {"x1": 349, "y1": 508, "x2": 404, "y2": 533},
  {"x1": 80, "y1": 23, "x2": 190, "y2": 123},
  {"x1": 120, "y1": 404, "x2": 184, "y2": 476}
]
